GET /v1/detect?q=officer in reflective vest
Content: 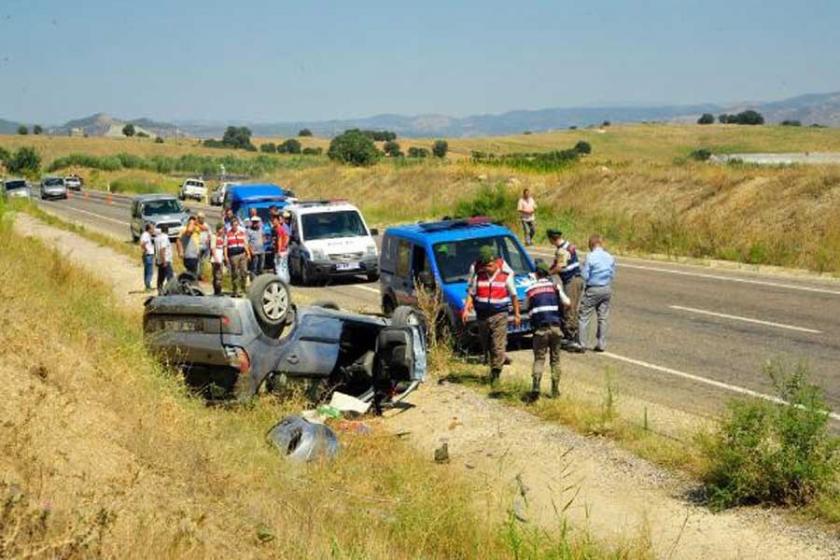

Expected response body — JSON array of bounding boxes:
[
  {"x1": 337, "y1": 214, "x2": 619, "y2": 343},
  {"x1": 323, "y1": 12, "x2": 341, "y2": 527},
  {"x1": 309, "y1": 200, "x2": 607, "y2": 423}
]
[
  {"x1": 547, "y1": 229, "x2": 584, "y2": 352},
  {"x1": 462, "y1": 245, "x2": 520, "y2": 386},
  {"x1": 525, "y1": 261, "x2": 571, "y2": 400}
]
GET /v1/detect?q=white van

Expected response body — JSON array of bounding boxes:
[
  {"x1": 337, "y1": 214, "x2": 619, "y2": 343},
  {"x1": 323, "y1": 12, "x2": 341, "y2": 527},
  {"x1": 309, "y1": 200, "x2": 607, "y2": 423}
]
[
  {"x1": 179, "y1": 178, "x2": 206, "y2": 201},
  {"x1": 286, "y1": 200, "x2": 379, "y2": 285}
]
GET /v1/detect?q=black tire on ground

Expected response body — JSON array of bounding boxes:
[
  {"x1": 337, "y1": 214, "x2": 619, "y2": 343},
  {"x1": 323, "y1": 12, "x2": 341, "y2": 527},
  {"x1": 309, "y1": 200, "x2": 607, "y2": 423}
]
[
  {"x1": 300, "y1": 260, "x2": 314, "y2": 286},
  {"x1": 248, "y1": 274, "x2": 291, "y2": 338},
  {"x1": 366, "y1": 272, "x2": 380, "y2": 282},
  {"x1": 391, "y1": 305, "x2": 425, "y2": 329},
  {"x1": 311, "y1": 300, "x2": 340, "y2": 310}
]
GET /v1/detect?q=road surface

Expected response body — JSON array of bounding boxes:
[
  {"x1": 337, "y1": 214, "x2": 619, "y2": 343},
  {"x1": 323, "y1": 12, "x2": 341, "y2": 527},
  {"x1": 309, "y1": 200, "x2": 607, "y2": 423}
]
[{"x1": 33, "y1": 192, "x2": 840, "y2": 423}]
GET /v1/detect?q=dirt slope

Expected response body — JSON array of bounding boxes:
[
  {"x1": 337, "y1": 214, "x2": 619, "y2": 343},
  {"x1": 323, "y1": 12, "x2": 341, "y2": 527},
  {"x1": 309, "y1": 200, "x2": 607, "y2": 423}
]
[{"x1": 14, "y1": 212, "x2": 839, "y2": 559}]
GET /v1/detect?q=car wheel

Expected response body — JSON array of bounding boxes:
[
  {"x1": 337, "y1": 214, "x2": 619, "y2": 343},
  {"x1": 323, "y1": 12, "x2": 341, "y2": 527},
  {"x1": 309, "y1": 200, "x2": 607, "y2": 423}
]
[
  {"x1": 382, "y1": 295, "x2": 396, "y2": 317},
  {"x1": 248, "y1": 274, "x2": 291, "y2": 337},
  {"x1": 366, "y1": 272, "x2": 380, "y2": 282},
  {"x1": 391, "y1": 305, "x2": 425, "y2": 328},
  {"x1": 311, "y1": 300, "x2": 340, "y2": 310},
  {"x1": 300, "y1": 260, "x2": 312, "y2": 286}
]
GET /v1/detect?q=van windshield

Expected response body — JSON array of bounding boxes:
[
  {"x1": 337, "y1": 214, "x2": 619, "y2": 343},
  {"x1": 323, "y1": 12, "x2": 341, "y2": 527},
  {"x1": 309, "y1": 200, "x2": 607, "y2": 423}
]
[
  {"x1": 4, "y1": 180, "x2": 26, "y2": 190},
  {"x1": 302, "y1": 210, "x2": 367, "y2": 240},
  {"x1": 433, "y1": 235, "x2": 532, "y2": 284},
  {"x1": 143, "y1": 199, "x2": 184, "y2": 215}
]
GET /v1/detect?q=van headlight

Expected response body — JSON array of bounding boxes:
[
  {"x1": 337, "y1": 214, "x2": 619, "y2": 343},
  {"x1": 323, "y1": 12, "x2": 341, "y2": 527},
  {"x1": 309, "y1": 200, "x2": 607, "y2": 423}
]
[
  {"x1": 366, "y1": 243, "x2": 377, "y2": 256},
  {"x1": 310, "y1": 248, "x2": 326, "y2": 260}
]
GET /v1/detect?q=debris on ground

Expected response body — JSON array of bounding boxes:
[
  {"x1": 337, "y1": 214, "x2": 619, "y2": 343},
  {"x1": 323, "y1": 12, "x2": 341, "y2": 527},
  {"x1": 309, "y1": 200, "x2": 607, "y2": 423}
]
[
  {"x1": 329, "y1": 391, "x2": 372, "y2": 416},
  {"x1": 335, "y1": 420, "x2": 373, "y2": 435},
  {"x1": 267, "y1": 415, "x2": 340, "y2": 462},
  {"x1": 316, "y1": 405, "x2": 342, "y2": 420},
  {"x1": 434, "y1": 442, "x2": 450, "y2": 464}
]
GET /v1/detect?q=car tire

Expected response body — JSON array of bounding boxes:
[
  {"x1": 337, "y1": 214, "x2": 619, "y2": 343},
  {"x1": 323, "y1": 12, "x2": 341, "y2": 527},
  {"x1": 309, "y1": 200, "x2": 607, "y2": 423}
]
[
  {"x1": 366, "y1": 272, "x2": 380, "y2": 282},
  {"x1": 311, "y1": 300, "x2": 340, "y2": 310},
  {"x1": 391, "y1": 305, "x2": 425, "y2": 329},
  {"x1": 248, "y1": 274, "x2": 291, "y2": 338},
  {"x1": 300, "y1": 260, "x2": 313, "y2": 286},
  {"x1": 382, "y1": 295, "x2": 396, "y2": 317}
]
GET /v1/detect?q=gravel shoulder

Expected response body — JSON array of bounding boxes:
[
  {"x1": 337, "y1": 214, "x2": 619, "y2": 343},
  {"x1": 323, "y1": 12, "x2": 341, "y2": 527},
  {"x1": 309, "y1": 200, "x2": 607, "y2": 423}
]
[{"x1": 15, "y1": 211, "x2": 840, "y2": 559}]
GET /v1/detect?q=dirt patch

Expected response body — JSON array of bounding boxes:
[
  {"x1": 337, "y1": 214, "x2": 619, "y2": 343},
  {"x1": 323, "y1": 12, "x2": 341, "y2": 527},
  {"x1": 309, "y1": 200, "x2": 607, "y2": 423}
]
[{"x1": 14, "y1": 211, "x2": 840, "y2": 559}]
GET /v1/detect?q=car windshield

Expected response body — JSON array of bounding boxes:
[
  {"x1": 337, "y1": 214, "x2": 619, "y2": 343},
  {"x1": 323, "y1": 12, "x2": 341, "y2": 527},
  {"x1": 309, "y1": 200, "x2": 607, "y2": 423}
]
[
  {"x1": 302, "y1": 210, "x2": 367, "y2": 240},
  {"x1": 143, "y1": 199, "x2": 184, "y2": 215},
  {"x1": 44, "y1": 178, "x2": 64, "y2": 186},
  {"x1": 5, "y1": 180, "x2": 26, "y2": 190},
  {"x1": 433, "y1": 235, "x2": 532, "y2": 284},
  {"x1": 237, "y1": 206, "x2": 273, "y2": 225}
]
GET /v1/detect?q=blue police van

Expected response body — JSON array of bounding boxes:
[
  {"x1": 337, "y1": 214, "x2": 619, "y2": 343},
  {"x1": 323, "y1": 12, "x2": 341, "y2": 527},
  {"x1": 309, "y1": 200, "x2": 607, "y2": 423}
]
[
  {"x1": 223, "y1": 184, "x2": 294, "y2": 266},
  {"x1": 379, "y1": 217, "x2": 536, "y2": 349}
]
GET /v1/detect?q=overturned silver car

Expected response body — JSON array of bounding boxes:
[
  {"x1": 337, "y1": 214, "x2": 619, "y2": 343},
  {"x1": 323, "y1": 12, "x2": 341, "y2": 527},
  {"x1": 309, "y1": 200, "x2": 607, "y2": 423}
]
[{"x1": 143, "y1": 274, "x2": 427, "y2": 410}]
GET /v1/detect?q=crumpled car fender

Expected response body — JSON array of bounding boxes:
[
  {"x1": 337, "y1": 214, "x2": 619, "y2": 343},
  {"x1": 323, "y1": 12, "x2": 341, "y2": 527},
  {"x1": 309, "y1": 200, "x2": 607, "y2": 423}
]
[{"x1": 267, "y1": 415, "x2": 340, "y2": 462}]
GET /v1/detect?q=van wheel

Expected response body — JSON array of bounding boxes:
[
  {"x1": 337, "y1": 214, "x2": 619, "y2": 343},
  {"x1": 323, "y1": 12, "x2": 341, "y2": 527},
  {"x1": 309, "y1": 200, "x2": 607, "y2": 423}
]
[
  {"x1": 300, "y1": 260, "x2": 314, "y2": 286},
  {"x1": 248, "y1": 274, "x2": 291, "y2": 337},
  {"x1": 391, "y1": 306, "x2": 425, "y2": 328}
]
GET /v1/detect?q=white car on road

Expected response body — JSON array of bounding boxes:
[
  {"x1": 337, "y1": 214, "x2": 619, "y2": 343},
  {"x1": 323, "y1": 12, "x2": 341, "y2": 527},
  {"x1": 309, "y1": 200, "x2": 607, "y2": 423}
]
[{"x1": 179, "y1": 178, "x2": 207, "y2": 202}]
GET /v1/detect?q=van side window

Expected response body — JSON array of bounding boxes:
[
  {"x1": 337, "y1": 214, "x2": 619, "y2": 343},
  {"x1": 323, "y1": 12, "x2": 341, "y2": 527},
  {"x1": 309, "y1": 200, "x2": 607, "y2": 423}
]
[
  {"x1": 412, "y1": 245, "x2": 429, "y2": 277},
  {"x1": 396, "y1": 240, "x2": 411, "y2": 278}
]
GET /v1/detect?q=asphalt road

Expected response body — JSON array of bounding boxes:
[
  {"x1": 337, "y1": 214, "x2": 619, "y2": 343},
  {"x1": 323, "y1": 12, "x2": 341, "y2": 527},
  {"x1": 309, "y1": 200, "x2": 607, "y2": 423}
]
[{"x1": 34, "y1": 193, "x2": 840, "y2": 422}]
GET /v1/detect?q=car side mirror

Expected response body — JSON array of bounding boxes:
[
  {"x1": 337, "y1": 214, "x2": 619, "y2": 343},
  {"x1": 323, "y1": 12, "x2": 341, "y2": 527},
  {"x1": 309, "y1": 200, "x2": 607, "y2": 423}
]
[{"x1": 370, "y1": 228, "x2": 379, "y2": 236}]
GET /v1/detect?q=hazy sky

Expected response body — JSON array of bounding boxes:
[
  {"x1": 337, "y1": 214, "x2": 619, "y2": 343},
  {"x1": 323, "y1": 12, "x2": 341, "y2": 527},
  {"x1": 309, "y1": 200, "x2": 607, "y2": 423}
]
[{"x1": 1, "y1": 0, "x2": 838, "y2": 123}]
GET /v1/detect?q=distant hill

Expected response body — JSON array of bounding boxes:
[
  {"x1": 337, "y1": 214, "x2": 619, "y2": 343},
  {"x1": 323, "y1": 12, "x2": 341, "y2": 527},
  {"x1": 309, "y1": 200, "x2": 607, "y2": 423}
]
[
  {"x1": 50, "y1": 113, "x2": 185, "y2": 138},
  {"x1": 0, "y1": 118, "x2": 24, "y2": 135}
]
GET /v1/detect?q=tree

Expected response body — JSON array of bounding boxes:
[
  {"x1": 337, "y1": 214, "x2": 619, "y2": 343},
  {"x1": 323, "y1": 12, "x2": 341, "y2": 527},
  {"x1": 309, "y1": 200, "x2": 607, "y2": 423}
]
[
  {"x1": 278, "y1": 139, "x2": 302, "y2": 154},
  {"x1": 432, "y1": 139, "x2": 448, "y2": 158},
  {"x1": 33, "y1": 124, "x2": 43, "y2": 135},
  {"x1": 327, "y1": 130, "x2": 381, "y2": 166},
  {"x1": 601, "y1": 120, "x2": 611, "y2": 127},
  {"x1": 736, "y1": 110, "x2": 764, "y2": 125},
  {"x1": 122, "y1": 123, "x2": 136, "y2": 137},
  {"x1": 17, "y1": 125, "x2": 28, "y2": 135},
  {"x1": 407, "y1": 147, "x2": 429, "y2": 158},
  {"x1": 205, "y1": 126, "x2": 256, "y2": 150},
  {"x1": 302, "y1": 146, "x2": 323, "y2": 155},
  {"x1": 383, "y1": 140, "x2": 402, "y2": 157},
  {"x1": 6, "y1": 147, "x2": 41, "y2": 175},
  {"x1": 298, "y1": 128, "x2": 313, "y2": 137},
  {"x1": 260, "y1": 142, "x2": 277, "y2": 154},
  {"x1": 697, "y1": 113, "x2": 715, "y2": 125},
  {"x1": 718, "y1": 114, "x2": 729, "y2": 124},
  {"x1": 574, "y1": 140, "x2": 592, "y2": 155},
  {"x1": 155, "y1": 136, "x2": 165, "y2": 144}
]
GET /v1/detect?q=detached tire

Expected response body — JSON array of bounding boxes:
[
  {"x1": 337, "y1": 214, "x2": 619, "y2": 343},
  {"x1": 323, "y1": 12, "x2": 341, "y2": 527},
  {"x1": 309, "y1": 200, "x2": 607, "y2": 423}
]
[
  {"x1": 248, "y1": 274, "x2": 291, "y2": 338},
  {"x1": 391, "y1": 305, "x2": 425, "y2": 328}
]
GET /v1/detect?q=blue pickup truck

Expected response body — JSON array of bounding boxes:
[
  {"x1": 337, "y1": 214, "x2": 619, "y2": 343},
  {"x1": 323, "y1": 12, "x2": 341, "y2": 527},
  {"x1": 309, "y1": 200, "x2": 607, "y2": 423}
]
[
  {"x1": 379, "y1": 217, "x2": 536, "y2": 349},
  {"x1": 222, "y1": 184, "x2": 294, "y2": 263}
]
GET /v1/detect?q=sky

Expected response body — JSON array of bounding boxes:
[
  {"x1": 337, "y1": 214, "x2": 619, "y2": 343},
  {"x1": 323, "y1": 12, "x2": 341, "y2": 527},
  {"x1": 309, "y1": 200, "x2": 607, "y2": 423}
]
[{"x1": 0, "y1": 0, "x2": 838, "y2": 124}]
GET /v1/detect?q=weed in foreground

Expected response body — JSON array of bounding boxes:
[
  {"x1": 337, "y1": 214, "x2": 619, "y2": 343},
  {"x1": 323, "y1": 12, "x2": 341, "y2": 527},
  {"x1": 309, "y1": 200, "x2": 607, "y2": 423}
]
[{"x1": 699, "y1": 359, "x2": 840, "y2": 510}]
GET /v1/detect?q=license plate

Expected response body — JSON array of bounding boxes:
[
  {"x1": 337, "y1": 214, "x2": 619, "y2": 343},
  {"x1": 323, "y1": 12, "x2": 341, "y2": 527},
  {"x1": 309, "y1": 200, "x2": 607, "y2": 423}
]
[
  {"x1": 163, "y1": 319, "x2": 200, "y2": 332},
  {"x1": 336, "y1": 262, "x2": 360, "y2": 271}
]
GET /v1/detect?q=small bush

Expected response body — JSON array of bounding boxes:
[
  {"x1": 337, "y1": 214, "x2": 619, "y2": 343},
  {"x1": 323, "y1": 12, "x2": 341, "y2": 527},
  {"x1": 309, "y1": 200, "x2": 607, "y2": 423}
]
[
  {"x1": 301, "y1": 146, "x2": 322, "y2": 155},
  {"x1": 17, "y1": 125, "x2": 28, "y2": 135},
  {"x1": 690, "y1": 148, "x2": 712, "y2": 161},
  {"x1": 278, "y1": 139, "x2": 302, "y2": 154},
  {"x1": 574, "y1": 140, "x2": 592, "y2": 155},
  {"x1": 260, "y1": 142, "x2": 277, "y2": 154},
  {"x1": 697, "y1": 113, "x2": 715, "y2": 125},
  {"x1": 407, "y1": 147, "x2": 429, "y2": 158},
  {"x1": 0, "y1": 146, "x2": 9, "y2": 164},
  {"x1": 432, "y1": 139, "x2": 448, "y2": 158},
  {"x1": 136, "y1": 131, "x2": 149, "y2": 138},
  {"x1": 32, "y1": 125, "x2": 43, "y2": 135},
  {"x1": 122, "y1": 124, "x2": 135, "y2": 137},
  {"x1": 155, "y1": 136, "x2": 164, "y2": 144},
  {"x1": 700, "y1": 360, "x2": 839, "y2": 510},
  {"x1": 383, "y1": 140, "x2": 402, "y2": 157},
  {"x1": 455, "y1": 183, "x2": 518, "y2": 225},
  {"x1": 328, "y1": 130, "x2": 381, "y2": 166},
  {"x1": 298, "y1": 128, "x2": 312, "y2": 137},
  {"x1": 6, "y1": 147, "x2": 41, "y2": 175},
  {"x1": 781, "y1": 120, "x2": 802, "y2": 127}
]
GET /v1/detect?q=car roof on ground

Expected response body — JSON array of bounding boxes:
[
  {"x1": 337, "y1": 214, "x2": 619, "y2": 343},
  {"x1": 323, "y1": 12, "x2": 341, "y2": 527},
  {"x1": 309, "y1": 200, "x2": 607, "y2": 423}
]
[{"x1": 385, "y1": 219, "x2": 515, "y2": 246}]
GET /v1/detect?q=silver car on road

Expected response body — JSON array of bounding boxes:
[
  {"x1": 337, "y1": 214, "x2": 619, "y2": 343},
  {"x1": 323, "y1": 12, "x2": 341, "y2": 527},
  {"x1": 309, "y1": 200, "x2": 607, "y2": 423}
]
[
  {"x1": 40, "y1": 177, "x2": 68, "y2": 200},
  {"x1": 1, "y1": 178, "x2": 32, "y2": 200},
  {"x1": 130, "y1": 194, "x2": 190, "y2": 241}
]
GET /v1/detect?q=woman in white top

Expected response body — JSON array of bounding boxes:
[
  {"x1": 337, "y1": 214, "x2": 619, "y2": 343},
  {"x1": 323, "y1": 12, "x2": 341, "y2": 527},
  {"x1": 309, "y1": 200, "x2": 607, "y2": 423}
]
[
  {"x1": 516, "y1": 188, "x2": 537, "y2": 246},
  {"x1": 139, "y1": 223, "x2": 155, "y2": 291}
]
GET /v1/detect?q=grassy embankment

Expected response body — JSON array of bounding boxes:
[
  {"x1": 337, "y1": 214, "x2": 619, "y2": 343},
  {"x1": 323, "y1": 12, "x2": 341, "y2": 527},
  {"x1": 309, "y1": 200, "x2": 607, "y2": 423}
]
[
  {"x1": 0, "y1": 201, "x2": 644, "y2": 558},
  {"x1": 4, "y1": 124, "x2": 840, "y2": 272}
]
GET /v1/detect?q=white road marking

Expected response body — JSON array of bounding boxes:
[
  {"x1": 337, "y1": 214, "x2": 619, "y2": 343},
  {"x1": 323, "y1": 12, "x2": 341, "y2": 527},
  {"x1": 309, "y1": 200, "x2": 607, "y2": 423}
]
[
  {"x1": 601, "y1": 351, "x2": 840, "y2": 421},
  {"x1": 669, "y1": 305, "x2": 822, "y2": 334},
  {"x1": 351, "y1": 284, "x2": 380, "y2": 294},
  {"x1": 529, "y1": 249, "x2": 840, "y2": 296},
  {"x1": 43, "y1": 202, "x2": 129, "y2": 226}
]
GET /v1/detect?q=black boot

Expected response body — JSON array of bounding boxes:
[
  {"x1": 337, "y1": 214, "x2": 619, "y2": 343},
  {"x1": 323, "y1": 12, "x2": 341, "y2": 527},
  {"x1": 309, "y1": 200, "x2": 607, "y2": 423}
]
[
  {"x1": 526, "y1": 377, "x2": 541, "y2": 403},
  {"x1": 489, "y1": 368, "x2": 501, "y2": 388},
  {"x1": 550, "y1": 379, "x2": 560, "y2": 398}
]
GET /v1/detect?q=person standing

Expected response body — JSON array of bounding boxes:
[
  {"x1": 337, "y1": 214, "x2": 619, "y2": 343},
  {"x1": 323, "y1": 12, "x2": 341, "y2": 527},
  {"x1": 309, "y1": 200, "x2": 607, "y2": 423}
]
[
  {"x1": 525, "y1": 261, "x2": 571, "y2": 400},
  {"x1": 225, "y1": 218, "x2": 250, "y2": 297},
  {"x1": 461, "y1": 246, "x2": 520, "y2": 387},
  {"x1": 516, "y1": 188, "x2": 537, "y2": 246},
  {"x1": 247, "y1": 216, "x2": 266, "y2": 279},
  {"x1": 154, "y1": 225, "x2": 174, "y2": 293},
  {"x1": 579, "y1": 234, "x2": 616, "y2": 352},
  {"x1": 139, "y1": 222, "x2": 155, "y2": 292},
  {"x1": 211, "y1": 223, "x2": 225, "y2": 296},
  {"x1": 177, "y1": 216, "x2": 201, "y2": 276},
  {"x1": 548, "y1": 229, "x2": 584, "y2": 352},
  {"x1": 223, "y1": 208, "x2": 235, "y2": 232},
  {"x1": 196, "y1": 212, "x2": 211, "y2": 280},
  {"x1": 272, "y1": 214, "x2": 290, "y2": 283}
]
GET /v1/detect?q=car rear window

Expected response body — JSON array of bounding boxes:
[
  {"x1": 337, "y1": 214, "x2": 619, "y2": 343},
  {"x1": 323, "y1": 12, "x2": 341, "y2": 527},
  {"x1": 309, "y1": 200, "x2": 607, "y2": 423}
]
[
  {"x1": 44, "y1": 178, "x2": 64, "y2": 186},
  {"x1": 5, "y1": 180, "x2": 26, "y2": 190}
]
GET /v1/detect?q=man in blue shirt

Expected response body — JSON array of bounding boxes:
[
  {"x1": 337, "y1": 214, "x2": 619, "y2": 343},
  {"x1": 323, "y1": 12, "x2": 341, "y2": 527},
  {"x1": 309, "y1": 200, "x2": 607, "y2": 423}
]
[{"x1": 579, "y1": 234, "x2": 616, "y2": 352}]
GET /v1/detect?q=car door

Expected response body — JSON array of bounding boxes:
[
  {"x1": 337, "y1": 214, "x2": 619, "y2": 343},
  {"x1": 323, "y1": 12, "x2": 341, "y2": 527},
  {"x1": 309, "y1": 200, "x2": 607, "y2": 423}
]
[{"x1": 392, "y1": 239, "x2": 413, "y2": 306}]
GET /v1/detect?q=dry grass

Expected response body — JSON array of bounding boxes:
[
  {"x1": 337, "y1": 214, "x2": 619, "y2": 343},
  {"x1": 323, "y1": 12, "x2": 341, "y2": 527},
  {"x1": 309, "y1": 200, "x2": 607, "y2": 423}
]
[{"x1": 0, "y1": 203, "x2": 644, "y2": 558}]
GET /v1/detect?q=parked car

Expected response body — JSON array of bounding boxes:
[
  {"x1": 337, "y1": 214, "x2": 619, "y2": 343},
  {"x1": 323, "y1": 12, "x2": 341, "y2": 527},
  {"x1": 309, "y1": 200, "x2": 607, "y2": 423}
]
[
  {"x1": 64, "y1": 175, "x2": 83, "y2": 191},
  {"x1": 40, "y1": 177, "x2": 68, "y2": 200},
  {"x1": 1, "y1": 178, "x2": 32, "y2": 200},
  {"x1": 286, "y1": 200, "x2": 379, "y2": 285},
  {"x1": 178, "y1": 178, "x2": 207, "y2": 201},
  {"x1": 209, "y1": 181, "x2": 238, "y2": 206},
  {"x1": 143, "y1": 274, "x2": 427, "y2": 406},
  {"x1": 129, "y1": 194, "x2": 189, "y2": 241},
  {"x1": 223, "y1": 184, "x2": 295, "y2": 267},
  {"x1": 379, "y1": 217, "x2": 536, "y2": 349}
]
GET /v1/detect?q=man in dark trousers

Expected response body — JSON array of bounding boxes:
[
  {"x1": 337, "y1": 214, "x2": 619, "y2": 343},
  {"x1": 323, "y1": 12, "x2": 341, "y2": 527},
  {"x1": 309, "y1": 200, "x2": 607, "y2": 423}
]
[
  {"x1": 547, "y1": 229, "x2": 584, "y2": 352},
  {"x1": 525, "y1": 261, "x2": 571, "y2": 401},
  {"x1": 462, "y1": 245, "x2": 520, "y2": 387}
]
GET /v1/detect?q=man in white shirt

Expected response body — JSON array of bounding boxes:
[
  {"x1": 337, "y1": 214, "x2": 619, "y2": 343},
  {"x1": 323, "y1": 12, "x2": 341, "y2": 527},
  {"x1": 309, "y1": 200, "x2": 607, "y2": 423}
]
[
  {"x1": 516, "y1": 188, "x2": 537, "y2": 246},
  {"x1": 154, "y1": 225, "x2": 174, "y2": 293},
  {"x1": 139, "y1": 223, "x2": 155, "y2": 292}
]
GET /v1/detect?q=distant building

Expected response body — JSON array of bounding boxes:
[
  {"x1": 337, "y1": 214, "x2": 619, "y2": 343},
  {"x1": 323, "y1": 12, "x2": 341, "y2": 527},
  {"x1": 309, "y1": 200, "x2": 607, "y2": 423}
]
[{"x1": 69, "y1": 127, "x2": 84, "y2": 137}]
